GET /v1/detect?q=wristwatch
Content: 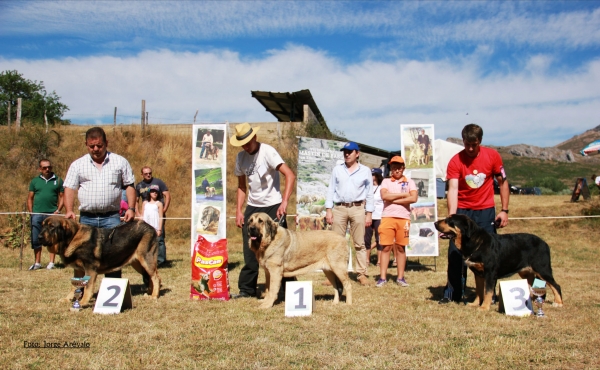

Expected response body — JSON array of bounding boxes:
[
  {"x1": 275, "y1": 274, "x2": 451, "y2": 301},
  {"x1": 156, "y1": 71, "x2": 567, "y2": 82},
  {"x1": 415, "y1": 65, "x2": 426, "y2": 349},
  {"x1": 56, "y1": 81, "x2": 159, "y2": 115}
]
[
  {"x1": 128, "y1": 207, "x2": 136, "y2": 212},
  {"x1": 501, "y1": 209, "x2": 509, "y2": 214}
]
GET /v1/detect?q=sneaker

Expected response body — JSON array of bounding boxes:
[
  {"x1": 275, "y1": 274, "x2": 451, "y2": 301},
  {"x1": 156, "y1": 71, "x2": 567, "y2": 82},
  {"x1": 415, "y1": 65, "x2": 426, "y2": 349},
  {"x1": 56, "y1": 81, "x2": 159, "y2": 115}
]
[
  {"x1": 396, "y1": 278, "x2": 409, "y2": 287},
  {"x1": 46, "y1": 262, "x2": 55, "y2": 270},
  {"x1": 28, "y1": 263, "x2": 42, "y2": 271},
  {"x1": 376, "y1": 279, "x2": 387, "y2": 287}
]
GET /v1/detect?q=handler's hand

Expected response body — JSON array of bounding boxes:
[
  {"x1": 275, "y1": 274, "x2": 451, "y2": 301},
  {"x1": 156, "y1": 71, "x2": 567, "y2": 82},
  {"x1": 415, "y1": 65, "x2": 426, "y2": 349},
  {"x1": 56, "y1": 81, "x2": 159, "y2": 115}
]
[
  {"x1": 65, "y1": 211, "x2": 76, "y2": 220},
  {"x1": 325, "y1": 209, "x2": 333, "y2": 225},
  {"x1": 276, "y1": 200, "x2": 287, "y2": 221},
  {"x1": 365, "y1": 213, "x2": 372, "y2": 228},
  {"x1": 495, "y1": 212, "x2": 508, "y2": 228},
  {"x1": 124, "y1": 209, "x2": 135, "y2": 222},
  {"x1": 236, "y1": 212, "x2": 244, "y2": 228}
]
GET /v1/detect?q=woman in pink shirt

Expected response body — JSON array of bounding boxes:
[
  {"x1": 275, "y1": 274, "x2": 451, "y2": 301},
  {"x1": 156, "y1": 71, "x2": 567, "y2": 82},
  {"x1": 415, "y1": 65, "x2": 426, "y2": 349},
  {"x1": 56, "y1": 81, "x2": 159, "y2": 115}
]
[{"x1": 377, "y1": 156, "x2": 418, "y2": 287}]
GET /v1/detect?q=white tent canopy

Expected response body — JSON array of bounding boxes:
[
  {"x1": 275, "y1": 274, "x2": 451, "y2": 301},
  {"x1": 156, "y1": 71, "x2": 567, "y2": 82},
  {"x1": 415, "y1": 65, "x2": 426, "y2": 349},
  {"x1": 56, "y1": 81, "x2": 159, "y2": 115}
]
[{"x1": 434, "y1": 139, "x2": 463, "y2": 180}]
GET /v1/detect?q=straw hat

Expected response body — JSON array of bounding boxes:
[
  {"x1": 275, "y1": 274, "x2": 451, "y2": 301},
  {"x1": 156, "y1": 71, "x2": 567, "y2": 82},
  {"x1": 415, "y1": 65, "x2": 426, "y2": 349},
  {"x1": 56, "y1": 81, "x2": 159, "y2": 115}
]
[{"x1": 230, "y1": 123, "x2": 260, "y2": 147}]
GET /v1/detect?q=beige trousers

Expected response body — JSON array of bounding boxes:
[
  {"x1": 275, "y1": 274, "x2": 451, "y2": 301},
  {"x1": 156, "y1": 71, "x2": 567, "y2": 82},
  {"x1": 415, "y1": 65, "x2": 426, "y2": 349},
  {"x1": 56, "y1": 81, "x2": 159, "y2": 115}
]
[{"x1": 332, "y1": 205, "x2": 367, "y2": 277}]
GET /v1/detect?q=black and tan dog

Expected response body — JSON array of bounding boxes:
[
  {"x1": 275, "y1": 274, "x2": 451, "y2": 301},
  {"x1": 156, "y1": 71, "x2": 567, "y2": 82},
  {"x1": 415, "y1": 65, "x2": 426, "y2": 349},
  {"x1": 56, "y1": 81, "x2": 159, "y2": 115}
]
[
  {"x1": 247, "y1": 212, "x2": 352, "y2": 309},
  {"x1": 38, "y1": 216, "x2": 161, "y2": 307},
  {"x1": 434, "y1": 214, "x2": 563, "y2": 311}
]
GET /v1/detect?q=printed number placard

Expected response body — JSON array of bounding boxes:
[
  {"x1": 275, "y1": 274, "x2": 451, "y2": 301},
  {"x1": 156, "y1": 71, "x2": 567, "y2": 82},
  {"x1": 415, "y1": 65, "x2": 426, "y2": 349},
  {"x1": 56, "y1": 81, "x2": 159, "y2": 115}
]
[
  {"x1": 93, "y1": 278, "x2": 133, "y2": 314},
  {"x1": 285, "y1": 281, "x2": 314, "y2": 317},
  {"x1": 499, "y1": 279, "x2": 532, "y2": 317}
]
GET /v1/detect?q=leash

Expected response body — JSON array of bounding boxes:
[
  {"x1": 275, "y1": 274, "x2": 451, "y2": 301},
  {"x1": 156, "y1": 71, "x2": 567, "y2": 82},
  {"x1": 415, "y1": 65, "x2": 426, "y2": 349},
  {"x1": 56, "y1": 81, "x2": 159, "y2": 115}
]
[{"x1": 272, "y1": 214, "x2": 287, "y2": 226}]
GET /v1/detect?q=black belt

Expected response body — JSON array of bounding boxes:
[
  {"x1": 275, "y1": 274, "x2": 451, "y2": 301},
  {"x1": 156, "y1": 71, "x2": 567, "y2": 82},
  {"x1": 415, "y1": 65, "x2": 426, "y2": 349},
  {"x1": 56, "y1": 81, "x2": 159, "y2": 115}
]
[
  {"x1": 80, "y1": 211, "x2": 119, "y2": 218},
  {"x1": 335, "y1": 201, "x2": 365, "y2": 208}
]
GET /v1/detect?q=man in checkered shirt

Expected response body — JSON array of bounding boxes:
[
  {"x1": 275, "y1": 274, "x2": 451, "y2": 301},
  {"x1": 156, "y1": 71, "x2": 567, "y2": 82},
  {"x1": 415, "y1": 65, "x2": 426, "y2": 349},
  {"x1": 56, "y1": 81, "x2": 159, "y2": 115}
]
[{"x1": 64, "y1": 127, "x2": 137, "y2": 279}]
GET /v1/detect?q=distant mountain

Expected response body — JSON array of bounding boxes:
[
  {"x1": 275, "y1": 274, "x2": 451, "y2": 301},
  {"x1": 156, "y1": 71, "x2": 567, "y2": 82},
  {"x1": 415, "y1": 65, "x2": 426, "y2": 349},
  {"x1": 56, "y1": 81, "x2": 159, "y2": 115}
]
[{"x1": 554, "y1": 125, "x2": 600, "y2": 152}]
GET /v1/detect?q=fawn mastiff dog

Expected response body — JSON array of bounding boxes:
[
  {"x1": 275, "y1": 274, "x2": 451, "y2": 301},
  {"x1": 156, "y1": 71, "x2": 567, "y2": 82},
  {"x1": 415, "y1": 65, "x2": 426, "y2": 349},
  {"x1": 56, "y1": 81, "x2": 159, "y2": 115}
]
[
  {"x1": 38, "y1": 216, "x2": 161, "y2": 307},
  {"x1": 434, "y1": 214, "x2": 563, "y2": 311},
  {"x1": 247, "y1": 212, "x2": 352, "y2": 309}
]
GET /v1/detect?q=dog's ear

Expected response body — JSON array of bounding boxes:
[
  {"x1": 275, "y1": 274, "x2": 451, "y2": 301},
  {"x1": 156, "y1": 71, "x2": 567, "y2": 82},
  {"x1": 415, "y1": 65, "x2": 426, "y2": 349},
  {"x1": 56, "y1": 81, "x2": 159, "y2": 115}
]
[
  {"x1": 266, "y1": 217, "x2": 278, "y2": 239},
  {"x1": 212, "y1": 208, "x2": 220, "y2": 223}
]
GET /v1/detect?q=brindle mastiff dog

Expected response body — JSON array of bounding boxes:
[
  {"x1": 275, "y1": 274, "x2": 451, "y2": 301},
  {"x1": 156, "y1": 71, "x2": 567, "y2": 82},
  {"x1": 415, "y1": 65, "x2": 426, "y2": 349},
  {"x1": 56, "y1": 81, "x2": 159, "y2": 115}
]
[
  {"x1": 247, "y1": 212, "x2": 352, "y2": 309},
  {"x1": 38, "y1": 216, "x2": 161, "y2": 307}
]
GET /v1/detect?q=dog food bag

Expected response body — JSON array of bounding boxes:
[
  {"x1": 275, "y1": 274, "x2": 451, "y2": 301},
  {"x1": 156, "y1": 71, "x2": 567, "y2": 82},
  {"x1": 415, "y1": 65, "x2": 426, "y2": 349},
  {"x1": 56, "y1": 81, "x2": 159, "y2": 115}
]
[{"x1": 191, "y1": 235, "x2": 230, "y2": 301}]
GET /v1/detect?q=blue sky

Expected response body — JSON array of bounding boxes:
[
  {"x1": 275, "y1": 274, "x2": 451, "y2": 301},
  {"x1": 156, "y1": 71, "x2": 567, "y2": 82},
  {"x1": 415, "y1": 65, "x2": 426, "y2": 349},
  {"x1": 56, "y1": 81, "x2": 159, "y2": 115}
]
[{"x1": 1, "y1": 1, "x2": 600, "y2": 149}]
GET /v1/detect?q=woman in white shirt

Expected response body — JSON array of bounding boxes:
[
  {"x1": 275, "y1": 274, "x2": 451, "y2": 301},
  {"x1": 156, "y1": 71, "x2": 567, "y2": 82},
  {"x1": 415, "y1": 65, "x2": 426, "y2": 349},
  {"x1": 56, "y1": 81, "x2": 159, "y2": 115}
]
[{"x1": 365, "y1": 168, "x2": 384, "y2": 266}]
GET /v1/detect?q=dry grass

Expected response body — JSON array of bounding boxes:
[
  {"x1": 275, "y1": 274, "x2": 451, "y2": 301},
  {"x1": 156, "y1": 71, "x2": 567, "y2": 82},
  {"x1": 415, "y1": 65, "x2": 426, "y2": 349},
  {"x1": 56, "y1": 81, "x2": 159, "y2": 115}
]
[{"x1": 2, "y1": 125, "x2": 600, "y2": 368}]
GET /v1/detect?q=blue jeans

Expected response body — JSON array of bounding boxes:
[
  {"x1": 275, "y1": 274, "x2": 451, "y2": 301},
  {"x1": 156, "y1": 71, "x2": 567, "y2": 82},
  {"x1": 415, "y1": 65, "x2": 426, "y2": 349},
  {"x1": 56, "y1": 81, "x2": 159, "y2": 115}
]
[
  {"x1": 79, "y1": 212, "x2": 122, "y2": 278},
  {"x1": 157, "y1": 219, "x2": 166, "y2": 265},
  {"x1": 31, "y1": 214, "x2": 51, "y2": 249}
]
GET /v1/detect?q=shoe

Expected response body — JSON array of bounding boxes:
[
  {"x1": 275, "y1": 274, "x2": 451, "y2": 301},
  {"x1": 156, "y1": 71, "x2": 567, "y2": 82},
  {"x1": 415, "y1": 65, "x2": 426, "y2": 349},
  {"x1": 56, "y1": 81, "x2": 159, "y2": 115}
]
[
  {"x1": 28, "y1": 263, "x2": 42, "y2": 271},
  {"x1": 438, "y1": 297, "x2": 451, "y2": 304},
  {"x1": 231, "y1": 292, "x2": 253, "y2": 299},
  {"x1": 396, "y1": 278, "x2": 409, "y2": 287},
  {"x1": 376, "y1": 262, "x2": 380, "y2": 266},
  {"x1": 376, "y1": 279, "x2": 387, "y2": 287},
  {"x1": 46, "y1": 262, "x2": 55, "y2": 270},
  {"x1": 357, "y1": 275, "x2": 371, "y2": 286}
]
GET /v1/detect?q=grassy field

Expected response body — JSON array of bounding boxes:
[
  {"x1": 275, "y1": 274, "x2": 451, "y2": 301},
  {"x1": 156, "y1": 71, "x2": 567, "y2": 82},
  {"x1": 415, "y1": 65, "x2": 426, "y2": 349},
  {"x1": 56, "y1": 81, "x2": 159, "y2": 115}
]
[{"x1": 1, "y1": 195, "x2": 600, "y2": 369}]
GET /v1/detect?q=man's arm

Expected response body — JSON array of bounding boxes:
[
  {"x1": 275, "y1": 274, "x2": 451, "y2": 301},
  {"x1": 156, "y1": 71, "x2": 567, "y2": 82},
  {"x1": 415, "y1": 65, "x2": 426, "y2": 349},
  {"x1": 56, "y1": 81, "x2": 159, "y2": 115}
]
[
  {"x1": 124, "y1": 185, "x2": 136, "y2": 222},
  {"x1": 162, "y1": 190, "x2": 171, "y2": 213},
  {"x1": 56, "y1": 192, "x2": 64, "y2": 213},
  {"x1": 236, "y1": 175, "x2": 247, "y2": 228},
  {"x1": 27, "y1": 191, "x2": 34, "y2": 214},
  {"x1": 447, "y1": 179, "x2": 459, "y2": 216},
  {"x1": 276, "y1": 163, "x2": 296, "y2": 220},
  {"x1": 64, "y1": 187, "x2": 77, "y2": 219},
  {"x1": 495, "y1": 174, "x2": 510, "y2": 228}
]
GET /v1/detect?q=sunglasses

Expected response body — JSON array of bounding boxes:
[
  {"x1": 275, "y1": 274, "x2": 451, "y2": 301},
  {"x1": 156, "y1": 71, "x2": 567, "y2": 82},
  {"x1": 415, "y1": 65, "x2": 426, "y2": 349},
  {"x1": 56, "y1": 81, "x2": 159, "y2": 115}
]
[
  {"x1": 87, "y1": 144, "x2": 105, "y2": 149},
  {"x1": 41, "y1": 166, "x2": 52, "y2": 170},
  {"x1": 143, "y1": 172, "x2": 152, "y2": 175}
]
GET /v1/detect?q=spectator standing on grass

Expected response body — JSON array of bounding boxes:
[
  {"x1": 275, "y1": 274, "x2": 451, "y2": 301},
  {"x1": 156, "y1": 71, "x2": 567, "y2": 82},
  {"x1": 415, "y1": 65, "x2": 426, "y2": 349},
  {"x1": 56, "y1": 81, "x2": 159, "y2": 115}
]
[
  {"x1": 136, "y1": 166, "x2": 170, "y2": 266},
  {"x1": 440, "y1": 123, "x2": 510, "y2": 304},
  {"x1": 142, "y1": 185, "x2": 163, "y2": 237},
  {"x1": 325, "y1": 141, "x2": 374, "y2": 286},
  {"x1": 230, "y1": 123, "x2": 296, "y2": 299},
  {"x1": 365, "y1": 168, "x2": 384, "y2": 267},
  {"x1": 27, "y1": 159, "x2": 64, "y2": 270},
  {"x1": 376, "y1": 156, "x2": 417, "y2": 287},
  {"x1": 64, "y1": 127, "x2": 137, "y2": 279},
  {"x1": 593, "y1": 174, "x2": 600, "y2": 191}
]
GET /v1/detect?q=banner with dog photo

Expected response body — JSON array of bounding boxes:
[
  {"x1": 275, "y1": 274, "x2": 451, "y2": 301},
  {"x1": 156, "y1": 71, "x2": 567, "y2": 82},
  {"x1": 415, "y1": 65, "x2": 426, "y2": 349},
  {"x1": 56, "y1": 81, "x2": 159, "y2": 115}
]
[
  {"x1": 400, "y1": 124, "x2": 439, "y2": 257},
  {"x1": 296, "y1": 136, "x2": 353, "y2": 271},
  {"x1": 191, "y1": 124, "x2": 229, "y2": 300}
]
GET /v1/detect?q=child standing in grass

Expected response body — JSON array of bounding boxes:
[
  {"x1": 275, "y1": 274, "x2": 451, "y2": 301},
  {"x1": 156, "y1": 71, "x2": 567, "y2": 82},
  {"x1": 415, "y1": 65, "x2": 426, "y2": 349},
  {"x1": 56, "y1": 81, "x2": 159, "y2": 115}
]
[{"x1": 142, "y1": 185, "x2": 163, "y2": 236}]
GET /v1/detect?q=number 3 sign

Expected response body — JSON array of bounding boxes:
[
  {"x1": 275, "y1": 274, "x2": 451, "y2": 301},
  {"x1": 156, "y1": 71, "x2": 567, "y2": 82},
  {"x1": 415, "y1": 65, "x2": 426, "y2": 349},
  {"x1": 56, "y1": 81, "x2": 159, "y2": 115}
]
[
  {"x1": 284, "y1": 281, "x2": 314, "y2": 317},
  {"x1": 499, "y1": 279, "x2": 533, "y2": 317},
  {"x1": 93, "y1": 278, "x2": 133, "y2": 314}
]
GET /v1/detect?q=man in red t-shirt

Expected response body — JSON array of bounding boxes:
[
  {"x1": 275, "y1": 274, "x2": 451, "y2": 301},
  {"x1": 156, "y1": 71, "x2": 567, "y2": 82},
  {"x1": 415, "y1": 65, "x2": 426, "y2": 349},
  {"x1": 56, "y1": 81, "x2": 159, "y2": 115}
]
[{"x1": 439, "y1": 124, "x2": 510, "y2": 304}]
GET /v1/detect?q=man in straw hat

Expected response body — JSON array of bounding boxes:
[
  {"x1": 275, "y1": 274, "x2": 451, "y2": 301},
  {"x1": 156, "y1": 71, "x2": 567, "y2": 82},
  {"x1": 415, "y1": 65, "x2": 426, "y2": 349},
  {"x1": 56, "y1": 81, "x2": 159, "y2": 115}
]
[
  {"x1": 325, "y1": 141, "x2": 374, "y2": 286},
  {"x1": 229, "y1": 123, "x2": 296, "y2": 299}
]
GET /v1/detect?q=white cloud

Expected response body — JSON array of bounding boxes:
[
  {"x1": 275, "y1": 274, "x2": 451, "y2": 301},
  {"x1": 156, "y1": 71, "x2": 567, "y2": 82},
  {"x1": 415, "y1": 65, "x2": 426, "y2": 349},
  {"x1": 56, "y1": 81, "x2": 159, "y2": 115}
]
[
  {"x1": 1, "y1": 45, "x2": 599, "y2": 149},
  {"x1": 2, "y1": 1, "x2": 600, "y2": 50}
]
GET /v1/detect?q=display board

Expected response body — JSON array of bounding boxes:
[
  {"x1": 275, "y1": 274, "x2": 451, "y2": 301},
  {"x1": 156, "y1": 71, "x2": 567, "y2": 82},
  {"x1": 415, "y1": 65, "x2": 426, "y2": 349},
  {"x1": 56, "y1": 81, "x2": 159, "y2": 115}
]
[{"x1": 400, "y1": 124, "x2": 439, "y2": 257}]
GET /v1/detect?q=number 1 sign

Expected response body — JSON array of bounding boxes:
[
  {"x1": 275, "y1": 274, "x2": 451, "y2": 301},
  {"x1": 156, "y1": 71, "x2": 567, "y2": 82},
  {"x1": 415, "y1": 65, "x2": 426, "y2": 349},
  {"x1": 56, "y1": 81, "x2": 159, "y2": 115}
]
[
  {"x1": 93, "y1": 278, "x2": 133, "y2": 314},
  {"x1": 284, "y1": 281, "x2": 314, "y2": 317}
]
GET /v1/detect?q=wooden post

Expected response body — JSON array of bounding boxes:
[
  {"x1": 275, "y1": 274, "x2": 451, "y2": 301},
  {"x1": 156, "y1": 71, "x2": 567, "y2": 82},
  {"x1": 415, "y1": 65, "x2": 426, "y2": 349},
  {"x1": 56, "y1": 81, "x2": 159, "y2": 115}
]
[
  {"x1": 7, "y1": 101, "x2": 10, "y2": 128},
  {"x1": 44, "y1": 110, "x2": 48, "y2": 133},
  {"x1": 16, "y1": 98, "x2": 22, "y2": 129},
  {"x1": 114, "y1": 107, "x2": 117, "y2": 128},
  {"x1": 141, "y1": 99, "x2": 146, "y2": 134},
  {"x1": 194, "y1": 110, "x2": 198, "y2": 123}
]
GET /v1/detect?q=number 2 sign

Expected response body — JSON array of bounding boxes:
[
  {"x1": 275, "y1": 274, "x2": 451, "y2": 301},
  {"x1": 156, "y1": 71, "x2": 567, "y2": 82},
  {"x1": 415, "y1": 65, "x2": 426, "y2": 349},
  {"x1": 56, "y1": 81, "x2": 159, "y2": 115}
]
[
  {"x1": 93, "y1": 278, "x2": 133, "y2": 314},
  {"x1": 499, "y1": 279, "x2": 533, "y2": 317}
]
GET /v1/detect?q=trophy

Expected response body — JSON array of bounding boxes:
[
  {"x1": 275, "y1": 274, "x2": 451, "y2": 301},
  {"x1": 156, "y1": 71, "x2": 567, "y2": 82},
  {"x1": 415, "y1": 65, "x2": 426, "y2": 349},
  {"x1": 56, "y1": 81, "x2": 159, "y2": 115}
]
[
  {"x1": 70, "y1": 276, "x2": 90, "y2": 312},
  {"x1": 530, "y1": 279, "x2": 547, "y2": 318}
]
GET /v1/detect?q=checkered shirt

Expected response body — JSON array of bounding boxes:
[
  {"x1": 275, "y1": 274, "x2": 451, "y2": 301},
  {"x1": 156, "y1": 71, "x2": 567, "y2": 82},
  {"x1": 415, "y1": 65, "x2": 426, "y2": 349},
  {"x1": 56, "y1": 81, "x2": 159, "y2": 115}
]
[{"x1": 64, "y1": 152, "x2": 135, "y2": 213}]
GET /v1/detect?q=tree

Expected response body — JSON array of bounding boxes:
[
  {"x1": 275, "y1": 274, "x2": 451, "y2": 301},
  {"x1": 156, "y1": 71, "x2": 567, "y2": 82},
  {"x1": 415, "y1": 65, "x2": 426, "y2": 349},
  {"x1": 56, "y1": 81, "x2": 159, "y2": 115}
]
[{"x1": 0, "y1": 70, "x2": 70, "y2": 126}]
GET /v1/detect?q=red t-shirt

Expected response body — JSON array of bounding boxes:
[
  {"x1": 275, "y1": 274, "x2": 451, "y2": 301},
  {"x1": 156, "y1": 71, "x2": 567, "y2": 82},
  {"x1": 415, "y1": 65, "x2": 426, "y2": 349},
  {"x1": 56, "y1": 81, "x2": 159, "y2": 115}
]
[{"x1": 447, "y1": 146, "x2": 505, "y2": 210}]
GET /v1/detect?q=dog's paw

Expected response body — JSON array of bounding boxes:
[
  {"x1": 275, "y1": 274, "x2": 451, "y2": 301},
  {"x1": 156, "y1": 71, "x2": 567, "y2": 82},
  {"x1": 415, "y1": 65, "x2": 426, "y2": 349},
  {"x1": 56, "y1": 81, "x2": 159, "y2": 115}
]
[
  {"x1": 477, "y1": 305, "x2": 491, "y2": 311},
  {"x1": 467, "y1": 302, "x2": 480, "y2": 307},
  {"x1": 552, "y1": 302, "x2": 563, "y2": 308},
  {"x1": 258, "y1": 301, "x2": 274, "y2": 309}
]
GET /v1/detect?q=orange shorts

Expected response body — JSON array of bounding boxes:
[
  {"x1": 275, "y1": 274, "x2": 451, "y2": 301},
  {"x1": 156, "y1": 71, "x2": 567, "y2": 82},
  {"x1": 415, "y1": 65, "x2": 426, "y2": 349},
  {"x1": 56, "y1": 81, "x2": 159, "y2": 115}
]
[{"x1": 378, "y1": 218, "x2": 410, "y2": 246}]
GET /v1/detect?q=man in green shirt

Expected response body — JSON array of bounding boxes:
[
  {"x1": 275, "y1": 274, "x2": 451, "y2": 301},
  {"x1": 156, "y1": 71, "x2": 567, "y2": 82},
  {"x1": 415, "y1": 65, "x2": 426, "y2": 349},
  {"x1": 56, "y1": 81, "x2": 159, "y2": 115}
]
[{"x1": 27, "y1": 159, "x2": 64, "y2": 270}]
